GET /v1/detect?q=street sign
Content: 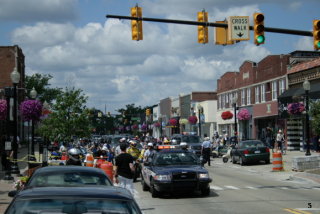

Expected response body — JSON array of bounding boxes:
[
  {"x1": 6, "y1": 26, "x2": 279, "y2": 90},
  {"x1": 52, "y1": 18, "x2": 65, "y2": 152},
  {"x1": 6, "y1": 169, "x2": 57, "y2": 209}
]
[
  {"x1": 228, "y1": 16, "x2": 250, "y2": 41},
  {"x1": 5, "y1": 141, "x2": 11, "y2": 151}
]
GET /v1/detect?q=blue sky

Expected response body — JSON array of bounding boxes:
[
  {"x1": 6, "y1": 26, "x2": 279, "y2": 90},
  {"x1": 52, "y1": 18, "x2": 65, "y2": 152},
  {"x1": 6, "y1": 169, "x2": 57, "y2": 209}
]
[{"x1": 0, "y1": 0, "x2": 319, "y2": 113}]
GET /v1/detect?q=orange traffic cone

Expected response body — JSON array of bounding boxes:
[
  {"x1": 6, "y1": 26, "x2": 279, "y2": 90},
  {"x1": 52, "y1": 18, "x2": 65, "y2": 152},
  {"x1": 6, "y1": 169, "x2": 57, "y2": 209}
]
[
  {"x1": 272, "y1": 152, "x2": 284, "y2": 171},
  {"x1": 86, "y1": 153, "x2": 94, "y2": 167}
]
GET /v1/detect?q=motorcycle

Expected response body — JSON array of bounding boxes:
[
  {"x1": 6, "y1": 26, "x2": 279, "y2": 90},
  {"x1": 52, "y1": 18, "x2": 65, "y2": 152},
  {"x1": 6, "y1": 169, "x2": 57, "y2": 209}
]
[{"x1": 222, "y1": 145, "x2": 235, "y2": 163}]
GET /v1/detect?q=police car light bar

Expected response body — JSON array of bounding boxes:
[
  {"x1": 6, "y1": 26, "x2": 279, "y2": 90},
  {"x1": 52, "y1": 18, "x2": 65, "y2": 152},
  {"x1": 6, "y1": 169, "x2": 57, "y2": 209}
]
[{"x1": 157, "y1": 145, "x2": 180, "y2": 150}]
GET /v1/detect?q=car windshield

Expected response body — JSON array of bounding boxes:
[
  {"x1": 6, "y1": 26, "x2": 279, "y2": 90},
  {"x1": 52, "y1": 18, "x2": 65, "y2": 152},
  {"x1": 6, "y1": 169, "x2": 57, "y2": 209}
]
[
  {"x1": 27, "y1": 172, "x2": 112, "y2": 187},
  {"x1": 153, "y1": 152, "x2": 199, "y2": 166},
  {"x1": 240, "y1": 141, "x2": 265, "y2": 148},
  {"x1": 6, "y1": 198, "x2": 141, "y2": 214},
  {"x1": 181, "y1": 136, "x2": 200, "y2": 144}
]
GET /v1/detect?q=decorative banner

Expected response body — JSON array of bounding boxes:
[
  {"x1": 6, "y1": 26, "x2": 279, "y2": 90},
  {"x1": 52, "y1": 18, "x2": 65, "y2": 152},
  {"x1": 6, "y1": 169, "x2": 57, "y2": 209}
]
[
  {"x1": 237, "y1": 108, "x2": 251, "y2": 120},
  {"x1": 0, "y1": 99, "x2": 7, "y2": 120},
  {"x1": 287, "y1": 102, "x2": 305, "y2": 115},
  {"x1": 221, "y1": 111, "x2": 233, "y2": 120},
  {"x1": 20, "y1": 100, "x2": 43, "y2": 122},
  {"x1": 188, "y1": 115, "x2": 198, "y2": 124}
]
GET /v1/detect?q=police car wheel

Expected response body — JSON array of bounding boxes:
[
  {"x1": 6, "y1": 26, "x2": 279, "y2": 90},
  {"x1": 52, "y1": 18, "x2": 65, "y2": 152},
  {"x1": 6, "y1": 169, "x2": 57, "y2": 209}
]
[
  {"x1": 150, "y1": 180, "x2": 160, "y2": 198},
  {"x1": 201, "y1": 187, "x2": 210, "y2": 196},
  {"x1": 141, "y1": 178, "x2": 149, "y2": 191}
]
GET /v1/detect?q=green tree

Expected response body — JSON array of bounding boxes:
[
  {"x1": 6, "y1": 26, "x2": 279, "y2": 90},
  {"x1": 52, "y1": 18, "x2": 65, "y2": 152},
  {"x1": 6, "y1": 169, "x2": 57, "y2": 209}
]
[
  {"x1": 25, "y1": 74, "x2": 62, "y2": 103},
  {"x1": 310, "y1": 100, "x2": 320, "y2": 135},
  {"x1": 37, "y1": 87, "x2": 90, "y2": 141}
]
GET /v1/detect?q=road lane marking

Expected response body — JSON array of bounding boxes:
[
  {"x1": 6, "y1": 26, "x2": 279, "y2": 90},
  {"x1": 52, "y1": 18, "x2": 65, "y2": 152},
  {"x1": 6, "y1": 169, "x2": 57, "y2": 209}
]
[
  {"x1": 224, "y1": 185, "x2": 239, "y2": 190},
  {"x1": 283, "y1": 208, "x2": 312, "y2": 214},
  {"x1": 246, "y1": 186, "x2": 258, "y2": 190},
  {"x1": 280, "y1": 187, "x2": 289, "y2": 189},
  {"x1": 210, "y1": 185, "x2": 223, "y2": 191}
]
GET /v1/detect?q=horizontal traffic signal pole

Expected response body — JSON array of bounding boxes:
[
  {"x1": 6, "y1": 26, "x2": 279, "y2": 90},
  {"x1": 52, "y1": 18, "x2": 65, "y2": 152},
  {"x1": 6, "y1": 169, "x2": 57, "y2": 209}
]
[{"x1": 106, "y1": 14, "x2": 313, "y2": 37}]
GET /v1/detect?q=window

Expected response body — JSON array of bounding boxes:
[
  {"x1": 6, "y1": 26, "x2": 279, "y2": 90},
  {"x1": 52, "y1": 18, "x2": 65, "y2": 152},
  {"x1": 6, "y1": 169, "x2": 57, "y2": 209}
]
[
  {"x1": 272, "y1": 81, "x2": 278, "y2": 100},
  {"x1": 261, "y1": 84, "x2": 266, "y2": 102},
  {"x1": 279, "y1": 79, "x2": 285, "y2": 94},
  {"x1": 255, "y1": 86, "x2": 260, "y2": 103},
  {"x1": 222, "y1": 94, "x2": 225, "y2": 108},
  {"x1": 218, "y1": 95, "x2": 221, "y2": 109},
  {"x1": 247, "y1": 88, "x2": 251, "y2": 105},
  {"x1": 241, "y1": 89, "x2": 246, "y2": 106}
]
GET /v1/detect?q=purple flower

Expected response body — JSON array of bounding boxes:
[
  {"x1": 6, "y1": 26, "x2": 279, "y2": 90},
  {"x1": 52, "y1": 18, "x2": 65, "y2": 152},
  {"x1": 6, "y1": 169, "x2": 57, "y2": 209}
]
[
  {"x1": 141, "y1": 124, "x2": 147, "y2": 130},
  {"x1": 0, "y1": 99, "x2": 7, "y2": 120},
  {"x1": 288, "y1": 103, "x2": 305, "y2": 115},
  {"x1": 20, "y1": 100, "x2": 43, "y2": 122}
]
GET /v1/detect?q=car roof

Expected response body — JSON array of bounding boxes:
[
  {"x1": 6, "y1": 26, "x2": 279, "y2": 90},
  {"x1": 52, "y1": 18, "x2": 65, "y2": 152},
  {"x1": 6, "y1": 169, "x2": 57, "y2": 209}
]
[
  {"x1": 158, "y1": 149, "x2": 191, "y2": 154},
  {"x1": 33, "y1": 166, "x2": 106, "y2": 174},
  {"x1": 16, "y1": 186, "x2": 134, "y2": 200}
]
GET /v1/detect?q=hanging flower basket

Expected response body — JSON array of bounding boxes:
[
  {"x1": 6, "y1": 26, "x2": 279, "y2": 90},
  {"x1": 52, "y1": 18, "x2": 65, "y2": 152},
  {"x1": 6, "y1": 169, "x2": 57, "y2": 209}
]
[
  {"x1": 237, "y1": 108, "x2": 251, "y2": 120},
  {"x1": 169, "y1": 118, "x2": 177, "y2": 126},
  {"x1": 132, "y1": 124, "x2": 139, "y2": 130},
  {"x1": 179, "y1": 118, "x2": 188, "y2": 125},
  {"x1": 188, "y1": 116, "x2": 198, "y2": 124},
  {"x1": 153, "y1": 122, "x2": 161, "y2": 127},
  {"x1": 20, "y1": 100, "x2": 43, "y2": 122},
  {"x1": 221, "y1": 111, "x2": 233, "y2": 120},
  {"x1": 0, "y1": 99, "x2": 7, "y2": 121},
  {"x1": 141, "y1": 124, "x2": 147, "y2": 130},
  {"x1": 287, "y1": 102, "x2": 305, "y2": 115}
]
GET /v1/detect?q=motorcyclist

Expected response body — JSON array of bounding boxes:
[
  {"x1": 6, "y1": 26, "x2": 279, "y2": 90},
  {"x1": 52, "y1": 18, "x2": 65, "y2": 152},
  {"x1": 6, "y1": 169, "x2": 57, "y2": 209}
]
[
  {"x1": 180, "y1": 142, "x2": 188, "y2": 151},
  {"x1": 171, "y1": 139, "x2": 178, "y2": 145},
  {"x1": 66, "y1": 148, "x2": 82, "y2": 166},
  {"x1": 127, "y1": 140, "x2": 141, "y2": 160},
  {"x1": 143, "y1": 142, "x2": 157, "y2": 163}
]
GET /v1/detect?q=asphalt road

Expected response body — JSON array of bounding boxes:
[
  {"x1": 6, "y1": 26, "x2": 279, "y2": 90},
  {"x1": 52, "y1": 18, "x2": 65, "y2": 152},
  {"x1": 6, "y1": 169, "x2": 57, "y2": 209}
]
[{"x1": 135, "y1": 160, "x2": 320, "y2": 214}]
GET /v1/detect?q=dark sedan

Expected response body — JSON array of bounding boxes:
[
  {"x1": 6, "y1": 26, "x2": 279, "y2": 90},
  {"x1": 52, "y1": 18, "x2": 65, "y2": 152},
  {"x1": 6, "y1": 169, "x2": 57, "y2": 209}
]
[
  {"x1": 5, "y1": 186, "x2": 142, "y2": 214},
  {"x1": 231, "y1": 140, "x2": 270, "y2": 165},
  {"x1": 9, "y1": 166, "x2": 113, "y2": 197}
]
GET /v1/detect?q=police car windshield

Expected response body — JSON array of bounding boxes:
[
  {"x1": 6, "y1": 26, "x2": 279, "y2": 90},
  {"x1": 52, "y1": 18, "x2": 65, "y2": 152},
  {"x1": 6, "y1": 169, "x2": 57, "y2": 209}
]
[
  {"x1": 182, "y1": 135, "x2": 200, "y2": 144},
  {"x1": 154, "y1": 152, "x2": 199, "y2": 166}
]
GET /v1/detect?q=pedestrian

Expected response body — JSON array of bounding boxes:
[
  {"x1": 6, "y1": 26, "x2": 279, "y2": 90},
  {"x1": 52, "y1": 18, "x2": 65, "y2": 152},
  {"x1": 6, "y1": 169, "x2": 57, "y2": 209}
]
[
  {"x1": 114, "y1": 143, "x2": 135, "y2": 195},
  {"x1": 276, "y1": 129, "x2": 285, "y2": 154},
  {"x1": 201, "y1": 137, "x2": 212, "y2": 166},
  {"x1": 143, "y1": 142, "x2": 157, "y2": 163}
]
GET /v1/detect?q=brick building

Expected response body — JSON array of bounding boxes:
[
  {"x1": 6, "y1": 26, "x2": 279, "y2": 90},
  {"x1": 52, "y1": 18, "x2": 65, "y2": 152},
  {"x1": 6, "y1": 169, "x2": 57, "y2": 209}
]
[
  {"x1": 217, "y1": 51, "x2": 320, "y2": 142},
  {"x1": 0, "y1": 45, "x2": 26, "y2": 141}
]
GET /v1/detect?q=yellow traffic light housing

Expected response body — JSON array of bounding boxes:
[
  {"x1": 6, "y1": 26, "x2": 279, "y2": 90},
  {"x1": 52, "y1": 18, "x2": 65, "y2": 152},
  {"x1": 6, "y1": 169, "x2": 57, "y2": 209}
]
[
  {"x1": 146, "y1": 109, "x2": 151, "y2": 116},
  {"x1": 131, "y1": 6, "x2": 143, "y2": 41},
  {"x1": 197, "y1": 11, "x2": 208, "y2": 44},
  {"x1": 253, "y1": 13, "x2": 265, "y2": 45},
  {"x1": 215, "y1": 21, "x2": 235, "y2": 45},
  {"x1": 313, "y1": 20, "x2": 320, "y2": 50}
]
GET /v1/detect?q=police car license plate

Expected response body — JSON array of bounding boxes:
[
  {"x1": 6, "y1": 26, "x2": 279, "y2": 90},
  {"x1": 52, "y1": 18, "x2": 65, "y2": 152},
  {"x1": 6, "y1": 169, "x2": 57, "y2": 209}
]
[{"x1": 254, "y1": 150, "x2": 260, "y2": 154}]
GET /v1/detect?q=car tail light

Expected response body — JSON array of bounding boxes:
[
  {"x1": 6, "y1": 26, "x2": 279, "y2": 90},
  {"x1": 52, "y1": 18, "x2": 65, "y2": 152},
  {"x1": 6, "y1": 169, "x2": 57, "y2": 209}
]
[
  {"x1": 266, "y1": 148, "x2": 270, "y2": 153},
  {"x1": 243, "y1": 150, "x2": 249, "y2": 154}
]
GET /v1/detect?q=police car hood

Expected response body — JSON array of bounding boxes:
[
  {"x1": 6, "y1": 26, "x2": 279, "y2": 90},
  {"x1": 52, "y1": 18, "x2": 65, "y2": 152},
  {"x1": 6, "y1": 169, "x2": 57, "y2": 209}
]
[{"x1": 153, "y1": 165, "x2": 207, "y2": 174}]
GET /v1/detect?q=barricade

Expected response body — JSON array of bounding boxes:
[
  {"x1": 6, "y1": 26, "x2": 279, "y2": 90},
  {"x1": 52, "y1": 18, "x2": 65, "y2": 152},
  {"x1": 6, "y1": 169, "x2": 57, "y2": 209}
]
[
  {"x1": 85, "y1": 154, "x2": 94, "y2": 167},
  {"x1": 272, "y1": 152, "x2": 284, "y2": 172},
  {"x1": 100, "y1": 162, "x2": 114, "y2": 181},
  {"x1": 95, "y1": 157, "x2": 106, "y2": 168}
]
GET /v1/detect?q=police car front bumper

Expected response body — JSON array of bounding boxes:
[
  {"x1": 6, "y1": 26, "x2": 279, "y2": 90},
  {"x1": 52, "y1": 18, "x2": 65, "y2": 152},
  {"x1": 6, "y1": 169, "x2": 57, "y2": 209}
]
[{"x1": 153, "y1": 179, "x2": 211, "y2": 193}]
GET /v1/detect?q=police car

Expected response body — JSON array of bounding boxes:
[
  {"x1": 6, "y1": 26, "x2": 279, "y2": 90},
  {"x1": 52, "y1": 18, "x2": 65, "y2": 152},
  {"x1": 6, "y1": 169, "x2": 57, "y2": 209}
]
[{"x1": 141, "y1": 147, "x2": 212, "y2": 198}]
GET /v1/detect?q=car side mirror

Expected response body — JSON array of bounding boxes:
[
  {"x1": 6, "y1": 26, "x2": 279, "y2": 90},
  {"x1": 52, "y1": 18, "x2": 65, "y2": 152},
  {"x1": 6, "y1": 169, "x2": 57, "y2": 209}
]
[{"x1": 8, "y1": 190, "x2": 18, "y2": 198}]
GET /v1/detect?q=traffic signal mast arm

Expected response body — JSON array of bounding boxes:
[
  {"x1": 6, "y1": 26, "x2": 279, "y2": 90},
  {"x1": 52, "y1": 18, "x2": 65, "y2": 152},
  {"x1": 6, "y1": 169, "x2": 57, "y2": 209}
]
[{"x1": 107, "y1": 14, "x2": 313, "y2": 37}]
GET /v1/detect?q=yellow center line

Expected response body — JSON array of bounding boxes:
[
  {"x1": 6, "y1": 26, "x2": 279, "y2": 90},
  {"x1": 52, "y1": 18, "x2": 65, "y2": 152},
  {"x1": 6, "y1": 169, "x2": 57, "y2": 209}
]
[{"x1": 283, "y1": 208, "x2": 312, "y2": 214}]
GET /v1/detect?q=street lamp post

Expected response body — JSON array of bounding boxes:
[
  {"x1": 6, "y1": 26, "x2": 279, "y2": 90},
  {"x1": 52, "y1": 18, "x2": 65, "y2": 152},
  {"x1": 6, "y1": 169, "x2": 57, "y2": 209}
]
[
  {"x1": 197, "y1": 104, "x2": 202, "y2": 138},
  {"x1": 10, "y1": 68, "x2": 20, "y2": 174},
  {"x1": 232, "y1": 96, "x2": 238, "y2": 136},
  {"x1": 303, "y1": 79, "x2": 311, "y2": 156},
  {"x1": 30, "y1": 87, "x2": 37, "y2": 157},
  {"x1": 159, "y1": 114, "x2": 162, "y2": 138}
]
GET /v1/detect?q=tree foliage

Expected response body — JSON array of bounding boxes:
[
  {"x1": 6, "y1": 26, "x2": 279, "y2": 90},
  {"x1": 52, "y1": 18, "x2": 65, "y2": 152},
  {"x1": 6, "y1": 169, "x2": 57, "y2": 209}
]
[{"x1": 37, "y1": 87, "x2": 90, "y2": 141}]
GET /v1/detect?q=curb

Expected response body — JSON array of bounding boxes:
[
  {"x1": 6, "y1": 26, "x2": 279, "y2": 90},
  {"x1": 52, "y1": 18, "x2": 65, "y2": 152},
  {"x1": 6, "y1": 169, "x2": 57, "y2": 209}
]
[{"x1": 290, "y1": 171, "x2": 320, "y2": 184}]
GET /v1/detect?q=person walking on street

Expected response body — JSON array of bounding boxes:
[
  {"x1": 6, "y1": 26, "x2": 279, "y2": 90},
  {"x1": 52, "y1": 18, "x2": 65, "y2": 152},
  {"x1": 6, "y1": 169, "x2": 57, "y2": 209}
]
[
  {"x1": 114, "y1": 143, "x2": 135, "y2": 195},
  {"x1": 201, "y1": 137, "x2": 212, "y2": 166},
  {"x1": 276, "y1": 130, "x2": 285, "y2": 154}
]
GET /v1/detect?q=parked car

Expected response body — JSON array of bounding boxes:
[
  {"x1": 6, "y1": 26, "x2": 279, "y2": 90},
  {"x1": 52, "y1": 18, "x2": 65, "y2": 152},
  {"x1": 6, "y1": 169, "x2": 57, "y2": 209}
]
[
  {"x1": 5, "y1": 186, "x2": 142, "y2": 214},
  {"x1": 231, "y1": 140, "x2": 270, "y2": 165},
  {"x1": 171, "y1": 134, "x2": 202, "y2": 156},
  {"x1": 8, "y1": 166, "x2": 113, "y2": 197}
]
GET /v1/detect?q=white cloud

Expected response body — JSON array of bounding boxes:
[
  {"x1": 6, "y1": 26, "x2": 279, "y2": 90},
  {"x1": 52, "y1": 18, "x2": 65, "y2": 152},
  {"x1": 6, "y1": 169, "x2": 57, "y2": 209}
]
[{"x1": 295, "y1": 36, "x2": 313, "y2": 51}]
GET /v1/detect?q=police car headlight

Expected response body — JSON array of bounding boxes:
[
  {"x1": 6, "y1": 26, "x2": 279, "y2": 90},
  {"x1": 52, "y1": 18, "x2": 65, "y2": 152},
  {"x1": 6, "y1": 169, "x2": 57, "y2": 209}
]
[
  {"x1": 154, "y1": 174, "x2": 171, "y2": 181},
  {"x1": 199, "y1": 173, "x2": 209, "y2": 179}
]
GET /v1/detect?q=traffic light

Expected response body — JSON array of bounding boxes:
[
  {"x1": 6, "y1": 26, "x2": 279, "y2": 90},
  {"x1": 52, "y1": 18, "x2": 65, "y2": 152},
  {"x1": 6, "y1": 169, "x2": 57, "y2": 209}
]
[
  {"x1": 146, "y1": 109, "x2": 151, "y2": 116},
  {"x1": 253, "y1": 13, "x2": 265, "y2": 45},
  {"x1": 313, "y1": 20, "x2": 320, "y2": 50},
  {"x1": 215, "y1": 21, "x2": 235, "y2": 45},
  {"x1": 131, "y1": 6, "x2": 143, "y2": 41},
  {"x1": 197, "y1": 11, "x2": 208, "y2": 44}
]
